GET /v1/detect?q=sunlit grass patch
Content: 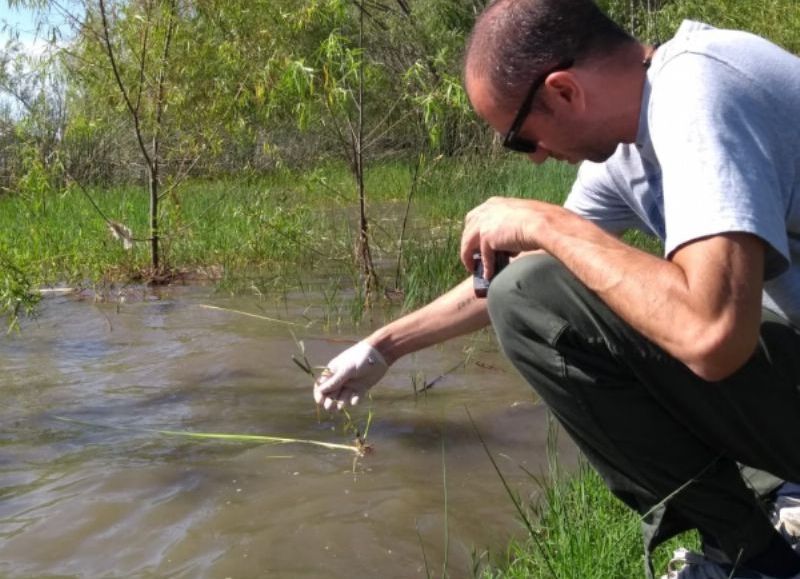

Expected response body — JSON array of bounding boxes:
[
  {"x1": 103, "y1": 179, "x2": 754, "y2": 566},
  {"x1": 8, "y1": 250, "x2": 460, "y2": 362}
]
[
  {"x1": 0, "y1": 157, "x2": 578, "y2": 317},
  {"x1": 1, "y1": 156, "x2": 674, "y2": 325},
  {"x1": 472, "y1": 416, "x2": 701, "y2": 579},
  {"x1": 481, "y1": 462, "x2": 700, "y2": 578}
]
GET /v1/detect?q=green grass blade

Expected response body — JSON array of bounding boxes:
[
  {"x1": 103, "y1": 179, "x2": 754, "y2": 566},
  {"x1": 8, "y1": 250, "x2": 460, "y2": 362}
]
[
  {"x1": 465, "y1": 406, "x2": 559, "y2": 579},
  {"x1": 199, "y1": 304, "x2": 308, "y2": 328},
  {"x1": 441, "y1": 434, "x2": 450, "y2": 579},
  {"x1": 53, "y1": 415, "x2": 361, "y2": 454},
  {"x1": 416, "y1": 518, "x2": 433, "y2": 579}
]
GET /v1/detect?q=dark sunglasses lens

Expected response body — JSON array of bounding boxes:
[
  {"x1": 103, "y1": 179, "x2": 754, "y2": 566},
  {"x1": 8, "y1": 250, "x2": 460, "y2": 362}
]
[{"x1": 503, "y1": 136, "x2": 538, "y2": 154}]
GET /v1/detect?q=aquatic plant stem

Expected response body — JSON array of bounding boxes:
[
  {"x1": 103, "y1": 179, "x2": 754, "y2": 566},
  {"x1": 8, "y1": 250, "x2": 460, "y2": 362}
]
[
  {"x1": 416, "y1": 519, "x2": 433, "y2": 579},
  {"x1": 53, "y1": 415, "x2": 362, "y2": 454},
  {"x1": 199, "y1": 304, "x2": 309, "y2": 327},
  {"x1": 465, "y1": 406, "x2": 559, "y2": 579},
  {"x1": 441, "y1": 434, "x2": 450, "y2": 578}
]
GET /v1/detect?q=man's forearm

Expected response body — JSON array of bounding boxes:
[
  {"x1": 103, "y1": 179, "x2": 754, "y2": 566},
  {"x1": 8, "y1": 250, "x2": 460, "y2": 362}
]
[
  {"x1": 460, "y1": 196, "x2": 765, "y2": 380},
  {"x1": 531, "y1": 204, "x2": 764, "y2": 380},
  {"x1": 365, "y1": 276, "x2": 490, "y2": 365}
]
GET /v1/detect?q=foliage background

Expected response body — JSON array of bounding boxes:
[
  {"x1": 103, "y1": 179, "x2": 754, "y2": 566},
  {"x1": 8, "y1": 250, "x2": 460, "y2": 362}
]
[
  {"x1": 3, "y1": 0, "x2": 794, "y2": 187},
  {"x1": 1, "y1": 0, "x2": 798, "y2": 325}
]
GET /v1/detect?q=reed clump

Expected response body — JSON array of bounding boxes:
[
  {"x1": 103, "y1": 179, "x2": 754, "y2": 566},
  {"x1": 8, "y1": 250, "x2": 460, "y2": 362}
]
[{"x1": 473, "y1": 416, "x2": 700, "y2": 578}]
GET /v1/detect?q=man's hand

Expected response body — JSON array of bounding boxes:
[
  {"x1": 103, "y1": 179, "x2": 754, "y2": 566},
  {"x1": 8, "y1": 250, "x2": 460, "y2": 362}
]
[
  {"x1": 460, "y1": 197, "x2": 548, "y2": 278},
  {"x1": 313, "y1": 341, "x2": 388, "y2": 411}
]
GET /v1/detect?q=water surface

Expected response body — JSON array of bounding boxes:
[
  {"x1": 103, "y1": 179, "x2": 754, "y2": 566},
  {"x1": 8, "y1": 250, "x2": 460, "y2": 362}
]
[{"x1": 0, "y1": 287, "x2": 574, "y2": 578}]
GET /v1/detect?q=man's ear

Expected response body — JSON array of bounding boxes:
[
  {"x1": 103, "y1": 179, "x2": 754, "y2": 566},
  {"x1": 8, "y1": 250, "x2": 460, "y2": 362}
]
[{"x1": 544, "y1": 71, "x2": 586, "y2": 113}]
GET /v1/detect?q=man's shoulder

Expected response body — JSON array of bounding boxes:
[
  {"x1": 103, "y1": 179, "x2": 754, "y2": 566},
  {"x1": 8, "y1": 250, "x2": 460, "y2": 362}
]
[
  {"x1": 665, "y1": 19, "x2": 774, "y2": 54},
  {"x1": 653, "y1": 19, "x2": 799, "y2": 84},
  {"x1": 645, "y1": 20, "x2": 800, "y2": 145}
]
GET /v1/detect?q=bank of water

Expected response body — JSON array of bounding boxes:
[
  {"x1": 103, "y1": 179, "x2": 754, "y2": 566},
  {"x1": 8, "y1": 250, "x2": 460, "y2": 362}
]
[{"x1": 0, "y1": 286, "x2": 575, "y2": 578}]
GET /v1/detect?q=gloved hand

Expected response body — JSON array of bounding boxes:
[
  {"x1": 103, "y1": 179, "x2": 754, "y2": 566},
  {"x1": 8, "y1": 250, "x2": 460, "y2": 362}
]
[{"x1": 313, "y1": 341, "x2": 388, "y2": 411}]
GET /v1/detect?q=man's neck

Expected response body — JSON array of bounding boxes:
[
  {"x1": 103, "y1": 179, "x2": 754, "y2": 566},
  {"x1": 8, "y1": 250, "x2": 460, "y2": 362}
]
[{"x1": 596, "y1": 42, "x2": 656, "y2": 144}]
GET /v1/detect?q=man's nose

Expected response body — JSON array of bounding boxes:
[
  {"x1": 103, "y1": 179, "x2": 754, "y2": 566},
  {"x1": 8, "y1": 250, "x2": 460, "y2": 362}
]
[{"x1": 527, "y1": 147, "x2": 550, "y2": 165}]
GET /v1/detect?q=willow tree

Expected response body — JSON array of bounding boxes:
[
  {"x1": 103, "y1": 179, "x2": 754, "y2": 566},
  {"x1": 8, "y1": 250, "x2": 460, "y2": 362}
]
[
  {"x1": 12, "y1": 0, "x2": 182, "y2": 276},
  {"x1": 95, "y1": 0, "x2": 177, "y2": 274},
  {"x1": 260, "y1": 0, "x2": 489, "y2": 306},
  {"x1": 272, "y1": 1, "x2": 385, "y2": 306},
  {"x1": 323, "y1": 3, "x2": 379, "y2": 306}
]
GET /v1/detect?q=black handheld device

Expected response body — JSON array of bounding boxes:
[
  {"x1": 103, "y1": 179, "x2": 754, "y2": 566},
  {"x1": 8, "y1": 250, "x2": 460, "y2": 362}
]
[{"x1": 473, "y1": 251, "x2": 510, "y2": 298}]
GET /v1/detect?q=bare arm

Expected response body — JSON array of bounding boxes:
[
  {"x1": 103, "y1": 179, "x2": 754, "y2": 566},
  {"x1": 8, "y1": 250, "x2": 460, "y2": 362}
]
[
  {"x1": 461, "y1": 197, "x2": 765, "y2": 381},
  {"x1": 366, "y1": 276, "x2": 490, "y2": 364},
  {"x1": 312, "y1": 276, "x2": 490, "y2": 410}
]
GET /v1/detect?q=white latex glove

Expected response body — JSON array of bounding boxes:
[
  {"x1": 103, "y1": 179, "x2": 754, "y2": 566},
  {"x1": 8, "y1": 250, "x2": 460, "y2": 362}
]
[{"x1": 313, "y1": 341, "x2": 388, "y2": 411}]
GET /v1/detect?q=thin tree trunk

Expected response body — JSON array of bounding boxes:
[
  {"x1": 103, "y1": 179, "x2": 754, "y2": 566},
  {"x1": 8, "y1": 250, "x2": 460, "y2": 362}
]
[
  {"x1": 355, "y1": 3, "x2": 378, "y2": 307},
  {"x1": 148, "y1": 164, "x2": 159, "y2": 270},
  {"x1": 149, "y1": 0, "x2": 176, "y2": 274}
]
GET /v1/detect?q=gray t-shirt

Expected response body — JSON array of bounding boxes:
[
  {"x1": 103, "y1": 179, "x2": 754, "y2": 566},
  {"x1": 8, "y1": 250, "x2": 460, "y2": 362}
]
[{"x1": 564, "y1": 20, "x2": 800, "y2": 325}]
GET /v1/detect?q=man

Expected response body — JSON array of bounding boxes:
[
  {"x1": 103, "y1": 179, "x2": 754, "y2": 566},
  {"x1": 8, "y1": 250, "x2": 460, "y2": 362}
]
[{"x1": 313, "y1": 0, "x2": 800, "y2": 576}]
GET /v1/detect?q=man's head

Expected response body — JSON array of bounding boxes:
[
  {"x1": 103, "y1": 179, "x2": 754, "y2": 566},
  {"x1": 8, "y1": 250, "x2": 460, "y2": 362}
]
[{"x1": 464, "y1": 0, "x2": 642, "y2": 164}]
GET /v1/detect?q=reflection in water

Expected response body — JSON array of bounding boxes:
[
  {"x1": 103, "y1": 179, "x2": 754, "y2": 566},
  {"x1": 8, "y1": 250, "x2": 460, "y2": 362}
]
[{"x1": 0, "y1": 289, "x2": 574, "y2": 578}]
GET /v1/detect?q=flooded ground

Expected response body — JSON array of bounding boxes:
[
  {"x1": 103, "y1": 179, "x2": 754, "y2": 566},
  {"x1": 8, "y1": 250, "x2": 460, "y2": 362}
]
[{"x1": 0, "y1": 286, "x2": 575, "y2": 578}]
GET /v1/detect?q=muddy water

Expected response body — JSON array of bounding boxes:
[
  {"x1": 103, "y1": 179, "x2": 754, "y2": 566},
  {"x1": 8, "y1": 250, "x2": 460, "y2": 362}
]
[{"x1": 0, "y1": 288, "x2": 575, "y2": 578}]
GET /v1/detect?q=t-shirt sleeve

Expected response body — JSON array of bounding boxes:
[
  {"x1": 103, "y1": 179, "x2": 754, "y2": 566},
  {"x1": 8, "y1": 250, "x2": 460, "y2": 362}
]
[
  {"x1": 565, "y1": 159, "x2": 650, "y2": 235},
  {"x1": 649, "y1": 52, "x2": 789, "y2": 279}
]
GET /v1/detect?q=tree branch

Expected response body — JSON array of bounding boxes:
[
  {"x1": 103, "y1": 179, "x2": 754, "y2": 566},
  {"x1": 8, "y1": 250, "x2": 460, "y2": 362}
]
[
  {"x1": 134, "y1": 0, "x2": 154, "y2": 116},
  {"x1": 153, "y1": 0, "x2": 176, "y2": 145},
  {"x1": 98, "y1": 0, "x2": 153, "y2": 170}
]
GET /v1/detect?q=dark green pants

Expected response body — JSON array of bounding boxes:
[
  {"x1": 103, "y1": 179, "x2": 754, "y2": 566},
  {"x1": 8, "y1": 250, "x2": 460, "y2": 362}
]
[{"x1": 487, "y1": 254, "x2": 800, "y2": 577}]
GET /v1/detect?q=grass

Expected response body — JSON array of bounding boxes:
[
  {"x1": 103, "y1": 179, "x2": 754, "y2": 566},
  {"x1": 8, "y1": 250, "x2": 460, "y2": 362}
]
[
  {"x1": 0, "y1": 250, "x2": 41, "y2": 332},
  {"x1": 474, "y1": 416, "x2": 700, "y2": 579},
  {"x1": 0, "y1": 155, "x2": 587, "y2": 319},
  {"x1": 0, "y1": 155, "x2": 659, "y2": 325},
  {"x1": 397, "y1": 155, "x2": 582, "y2": 307},
  {"x1": 481, "y1": 462, "x2": 700, "y2": 579}
]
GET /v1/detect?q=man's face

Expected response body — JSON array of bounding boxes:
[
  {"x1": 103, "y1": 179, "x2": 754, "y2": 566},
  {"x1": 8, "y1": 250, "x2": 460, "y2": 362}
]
[{"x1": 466, "y1": 72, "x2": 619, "y2": 165}]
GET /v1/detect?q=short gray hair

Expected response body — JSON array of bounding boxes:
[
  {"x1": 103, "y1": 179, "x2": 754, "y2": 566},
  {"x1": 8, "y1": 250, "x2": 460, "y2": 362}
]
[{"x1": 465, "y1": 0, "x2": 635, "y2": 107}]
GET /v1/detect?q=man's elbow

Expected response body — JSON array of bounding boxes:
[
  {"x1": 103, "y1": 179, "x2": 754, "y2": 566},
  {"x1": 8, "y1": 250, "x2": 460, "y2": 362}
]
[{"x1": 683, "y1": 327, "x2": 759, "y2": 382}]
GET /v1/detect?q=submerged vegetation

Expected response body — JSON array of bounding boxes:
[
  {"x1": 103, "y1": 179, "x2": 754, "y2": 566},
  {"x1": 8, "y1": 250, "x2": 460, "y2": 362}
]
[{"x1": 54, "y1": 415, "x2": 365, "y2": 455}]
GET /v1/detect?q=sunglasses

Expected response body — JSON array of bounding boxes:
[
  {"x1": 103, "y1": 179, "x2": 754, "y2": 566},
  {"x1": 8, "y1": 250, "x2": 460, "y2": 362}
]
[{"x1": 502, "y1": 59, "x2": 575, "y2": 154}]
